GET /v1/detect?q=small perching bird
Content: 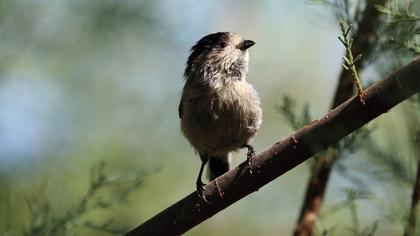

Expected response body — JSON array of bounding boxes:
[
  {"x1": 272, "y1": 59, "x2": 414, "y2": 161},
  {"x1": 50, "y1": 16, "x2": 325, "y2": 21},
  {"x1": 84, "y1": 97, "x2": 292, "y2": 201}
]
[{"x1": 179, "y1": 32, "x2": 262, "y2": 198}]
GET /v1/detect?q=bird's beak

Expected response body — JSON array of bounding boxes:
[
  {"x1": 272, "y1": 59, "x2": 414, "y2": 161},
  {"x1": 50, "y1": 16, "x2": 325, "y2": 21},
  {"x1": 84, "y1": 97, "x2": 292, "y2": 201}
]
[{"x1": 238, "y1": 39, "x2": 255, "y2": 50}]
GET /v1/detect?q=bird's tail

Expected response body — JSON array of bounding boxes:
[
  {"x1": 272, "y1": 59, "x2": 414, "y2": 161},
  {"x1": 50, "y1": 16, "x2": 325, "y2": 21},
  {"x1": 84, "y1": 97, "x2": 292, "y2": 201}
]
[{"x1": 208, "y1": 154, "x2": 230, "y2": 181}]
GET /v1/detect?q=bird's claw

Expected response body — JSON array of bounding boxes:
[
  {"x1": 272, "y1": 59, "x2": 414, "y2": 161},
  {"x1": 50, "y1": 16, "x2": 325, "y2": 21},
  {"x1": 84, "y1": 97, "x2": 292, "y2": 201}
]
[
  {"x1": 196, "y1": 180, "x2": 209, "y2": 203},
  {"x1": 243, "y1": 144, "x2": 256, "y2": 174}
]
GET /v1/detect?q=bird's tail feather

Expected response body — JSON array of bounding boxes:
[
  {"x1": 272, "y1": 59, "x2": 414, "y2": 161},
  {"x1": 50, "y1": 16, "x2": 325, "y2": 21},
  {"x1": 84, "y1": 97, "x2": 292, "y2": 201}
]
[{"x1": 208, "y1": 154, "x2": 230, "y2": 181}]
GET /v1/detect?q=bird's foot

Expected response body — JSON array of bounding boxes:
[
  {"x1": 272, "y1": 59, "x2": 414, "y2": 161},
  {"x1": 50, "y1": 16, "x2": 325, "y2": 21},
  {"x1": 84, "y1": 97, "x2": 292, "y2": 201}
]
[
  {"x1": 242, "y1": 144, "x2": 256, "y2": 174},
  {"x1": 196, "y1": 180, "x2": 209, "y2": 203}
]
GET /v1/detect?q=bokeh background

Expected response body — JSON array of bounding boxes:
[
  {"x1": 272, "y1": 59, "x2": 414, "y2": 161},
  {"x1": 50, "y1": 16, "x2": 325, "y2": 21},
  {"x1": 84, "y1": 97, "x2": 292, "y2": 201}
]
[{"x1": 0, "y1": 1, "x2": 416, "y2": 235}]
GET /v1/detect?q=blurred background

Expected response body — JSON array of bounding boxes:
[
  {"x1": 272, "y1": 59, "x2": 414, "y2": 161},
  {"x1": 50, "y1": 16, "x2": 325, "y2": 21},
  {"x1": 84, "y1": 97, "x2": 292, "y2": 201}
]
[{"x1": 0, "y1": 0, "x2": 418, "y2": 235}]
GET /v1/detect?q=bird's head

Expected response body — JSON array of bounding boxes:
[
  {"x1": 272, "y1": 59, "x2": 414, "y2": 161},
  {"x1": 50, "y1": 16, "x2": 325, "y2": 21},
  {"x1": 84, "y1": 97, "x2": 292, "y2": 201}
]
[{"x1": 184, "y1": 32, "x2": 255, "y2": 83}]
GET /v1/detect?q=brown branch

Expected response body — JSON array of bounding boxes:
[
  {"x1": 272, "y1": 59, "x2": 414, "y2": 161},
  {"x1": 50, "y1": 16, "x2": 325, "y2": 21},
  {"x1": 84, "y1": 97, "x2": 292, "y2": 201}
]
[
  {"x1": 124, "y1": 58, "x2": 420, "y2": 236},
  {"x1": 404, "y1": 132, "x2": 420, "y2": 236},
  {"x1": 294, "y1": 1, "x2": 387, "y2": 235}
]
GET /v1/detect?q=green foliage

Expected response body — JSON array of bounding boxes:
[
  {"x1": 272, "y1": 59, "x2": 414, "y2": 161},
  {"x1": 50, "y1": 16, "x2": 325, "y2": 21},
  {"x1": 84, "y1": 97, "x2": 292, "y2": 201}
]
[
  {"x1": 363, "y1": 139, "x2": 414, "y2": 185},
  {"x1": 321, "y1": 188, "x2": 371, "y2": 219},
  {"x1": 276, "y1": 96, "x2": 312, "y2": 131},
  {"x1": 2, "y1": 162, "x2": 144, "y2": 236},
  {"x1": 300, "y1": 1, "x2": 420, "y2": 234},
  {"x1": 317, "y1": 188, "x2": 377, "y2": 236},
  {"x1": 376, "y1": 0, "x2": 420, "y2": 55},
  {"x1": 362, "y1": 94, "x2": 420, "y2": 185},
  {"x1": 277, "y1": 93, "x2": 376, "y2": 236},
  {"x1": 356, "y1": 221, "x2": 379, "y2": 236},
  {"x1": 277, "y1": 96, "x2": 326, "y2": 170},
  {"x1": 318, "y1": 225, "x2": 338, "y2": 236},
  {"x1": 360, "y1": 95, "x2": 420, "y2": 231},
  {"x1": 309, "y1": 0, "x2": 365, "y2": 26},
  {"x1": 277, "y1": 96, "x2": 372, "y2": 172}
]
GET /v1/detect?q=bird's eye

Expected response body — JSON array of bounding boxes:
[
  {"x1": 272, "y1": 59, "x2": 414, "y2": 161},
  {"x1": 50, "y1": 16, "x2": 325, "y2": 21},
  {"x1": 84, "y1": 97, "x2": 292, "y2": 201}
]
[{"x1": 219, "y1": 42, "x2": 227, "y2": 48}]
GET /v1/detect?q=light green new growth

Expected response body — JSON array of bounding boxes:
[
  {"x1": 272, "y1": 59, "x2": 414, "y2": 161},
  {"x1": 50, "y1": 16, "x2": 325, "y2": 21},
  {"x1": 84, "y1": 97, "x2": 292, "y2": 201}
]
[{"x1": 338, "y1": 20, "x2": 367, "y2": 105}]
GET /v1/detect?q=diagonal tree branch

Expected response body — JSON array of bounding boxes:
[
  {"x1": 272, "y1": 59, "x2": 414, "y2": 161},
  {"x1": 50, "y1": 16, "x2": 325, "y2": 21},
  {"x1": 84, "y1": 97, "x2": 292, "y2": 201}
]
[
  {"x1": 125, "y1": 58, "x2": 420, "y2": 236},
  {"x1": 294, "y1": 1, "x2": 387, "y2": 235}
]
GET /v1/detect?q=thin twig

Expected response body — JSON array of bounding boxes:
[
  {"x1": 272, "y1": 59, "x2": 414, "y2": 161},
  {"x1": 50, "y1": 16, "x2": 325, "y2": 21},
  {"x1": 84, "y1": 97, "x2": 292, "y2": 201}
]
[{"x1": 339, "y1": 20, "x2": 367, "y2": 104}]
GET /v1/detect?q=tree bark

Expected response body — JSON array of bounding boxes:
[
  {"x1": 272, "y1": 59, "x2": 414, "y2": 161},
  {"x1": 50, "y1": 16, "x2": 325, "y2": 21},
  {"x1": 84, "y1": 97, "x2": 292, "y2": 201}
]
[
  {"x1": 125, "y1": 58, "x2": 420, "y2": 236},
  {"x1": 294, "y1": 1, "x2": 387, "y2": 235}
]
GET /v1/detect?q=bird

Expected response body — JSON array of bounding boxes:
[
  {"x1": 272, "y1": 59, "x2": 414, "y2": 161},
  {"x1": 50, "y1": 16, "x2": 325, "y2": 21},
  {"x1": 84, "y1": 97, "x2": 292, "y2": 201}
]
[{"x1": 179, "y1": 32, "x2": 262, "y2": 198}]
